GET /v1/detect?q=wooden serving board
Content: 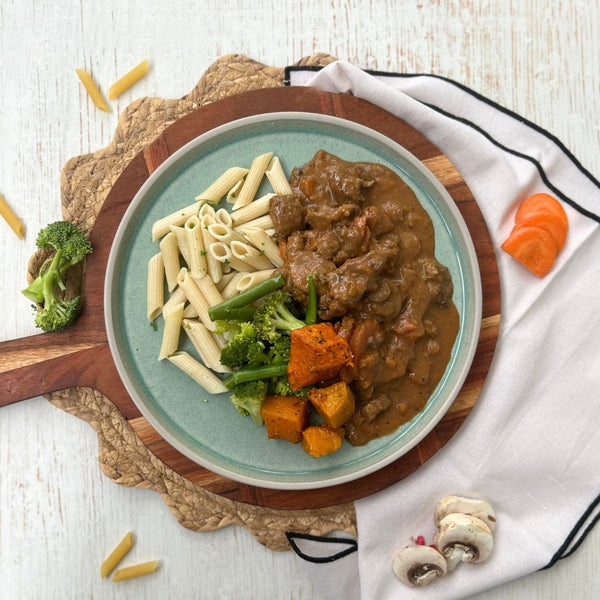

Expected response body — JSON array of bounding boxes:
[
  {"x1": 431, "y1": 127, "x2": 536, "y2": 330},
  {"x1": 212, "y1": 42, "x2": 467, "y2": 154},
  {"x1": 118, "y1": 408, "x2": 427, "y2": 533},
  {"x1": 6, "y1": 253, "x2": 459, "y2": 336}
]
[{"x1": 0, "y1": 86, "x2": 500, "y2": 511}]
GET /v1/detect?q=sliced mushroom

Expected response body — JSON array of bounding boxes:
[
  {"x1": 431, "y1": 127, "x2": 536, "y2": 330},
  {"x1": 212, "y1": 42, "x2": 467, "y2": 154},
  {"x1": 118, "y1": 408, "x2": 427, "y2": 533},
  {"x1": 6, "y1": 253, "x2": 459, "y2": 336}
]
[
  {"x1": 433, "y1": 513, "x2": 493, "y2": 571},
  {"x1": 392, "y1": 545, "x2": 448, "y2": 586},
  {"x1": 434, "y1": 495, "x2": 496, "y2": 532}
]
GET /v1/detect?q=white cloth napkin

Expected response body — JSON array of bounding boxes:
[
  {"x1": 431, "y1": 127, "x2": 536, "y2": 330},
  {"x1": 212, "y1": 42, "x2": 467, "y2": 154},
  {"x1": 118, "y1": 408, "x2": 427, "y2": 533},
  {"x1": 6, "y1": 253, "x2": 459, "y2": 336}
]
[{"x1": 286, "y1": 61, "x2": 600, "y2": 600}]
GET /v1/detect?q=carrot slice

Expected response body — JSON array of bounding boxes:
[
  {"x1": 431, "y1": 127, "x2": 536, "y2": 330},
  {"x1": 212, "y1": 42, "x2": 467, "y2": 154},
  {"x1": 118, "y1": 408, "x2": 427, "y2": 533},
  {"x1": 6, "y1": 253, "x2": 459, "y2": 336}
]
[
  {"x1": 517, "y1": 208, "x2": 567, "y2": 251},
  {"x1": 515, "y1": 193, "x2": 568, "y2": 227},
  {"x1": 501, "y1": 224, "x2": 558, "y2": 277}
]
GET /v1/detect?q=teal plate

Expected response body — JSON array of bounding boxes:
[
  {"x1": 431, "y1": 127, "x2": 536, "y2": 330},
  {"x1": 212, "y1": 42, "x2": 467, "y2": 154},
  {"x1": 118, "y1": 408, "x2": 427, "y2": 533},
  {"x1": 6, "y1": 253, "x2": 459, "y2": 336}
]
[{"x1": 105, "y1": 113, "x2": 481, "y2": 490}]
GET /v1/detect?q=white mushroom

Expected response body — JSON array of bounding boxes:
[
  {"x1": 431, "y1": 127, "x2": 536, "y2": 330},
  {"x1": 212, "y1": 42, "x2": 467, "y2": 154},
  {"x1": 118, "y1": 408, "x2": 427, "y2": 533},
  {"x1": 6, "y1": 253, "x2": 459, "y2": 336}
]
[
  {"x1": 434, "y1": 495, "x2": 497, "y2": 532},
  {"x1": 433, "y1": 513, "x2": 493, "y2": 571},
  {"x1": 392, "y1": 545, "x2": 448, "y2": 586}
]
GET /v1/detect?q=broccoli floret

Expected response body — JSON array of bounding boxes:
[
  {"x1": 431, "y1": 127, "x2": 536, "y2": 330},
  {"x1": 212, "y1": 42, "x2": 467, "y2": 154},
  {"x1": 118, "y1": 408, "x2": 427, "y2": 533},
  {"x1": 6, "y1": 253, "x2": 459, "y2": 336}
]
[
  {"x1": 252, "y1": 290, "x2": 305, "y2": 343},
  {"x1": 268, "y1": 335, "x2": 291, "y2": 363},
  {"x1": 220, "y1": 322, "x2": 268, "y2": 368},
  {"x1": 22, "y1": 221, "x2": 92, "y2": 332},
  {"x1": 230, "y1": 379, "x2": 268, "y2": 425},
  {"x1": 270, "y1": 375, "x2": 309, "y2": 398}
]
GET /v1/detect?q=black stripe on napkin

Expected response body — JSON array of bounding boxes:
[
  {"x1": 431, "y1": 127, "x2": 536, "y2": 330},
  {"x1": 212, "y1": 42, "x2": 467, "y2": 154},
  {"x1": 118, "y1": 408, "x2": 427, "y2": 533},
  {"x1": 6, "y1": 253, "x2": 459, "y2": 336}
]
[
  {"x1": 285, "y1": 531, "x2": 358, "y2": 563},
  {"x1": 284, "y1": 65, "x2": 600, "y2": 225}
]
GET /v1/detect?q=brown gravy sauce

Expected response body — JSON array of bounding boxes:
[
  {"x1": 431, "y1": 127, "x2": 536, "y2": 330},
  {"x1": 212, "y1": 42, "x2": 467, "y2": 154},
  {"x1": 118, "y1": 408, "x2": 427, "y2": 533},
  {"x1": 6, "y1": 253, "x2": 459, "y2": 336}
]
[{"x1": 270, "y1": 150, "x2": 459, "y2": 446}]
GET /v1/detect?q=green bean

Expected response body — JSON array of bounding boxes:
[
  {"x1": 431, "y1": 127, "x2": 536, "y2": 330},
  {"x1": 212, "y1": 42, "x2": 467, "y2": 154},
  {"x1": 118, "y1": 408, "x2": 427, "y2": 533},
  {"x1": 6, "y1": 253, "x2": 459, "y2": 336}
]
[
  {"x1": 223, "y1": 362, "x2": 288, "y2": 389},
  {"x1": 305, "y1": 274, "x2": 317, "y2": 325}
]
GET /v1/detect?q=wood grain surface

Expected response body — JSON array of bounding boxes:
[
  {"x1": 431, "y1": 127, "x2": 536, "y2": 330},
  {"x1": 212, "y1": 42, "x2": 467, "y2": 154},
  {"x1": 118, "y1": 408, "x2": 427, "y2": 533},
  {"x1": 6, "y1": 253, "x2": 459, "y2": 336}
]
[{"x1": 2, "y1": 2, "x2": 599, "y2": 600}]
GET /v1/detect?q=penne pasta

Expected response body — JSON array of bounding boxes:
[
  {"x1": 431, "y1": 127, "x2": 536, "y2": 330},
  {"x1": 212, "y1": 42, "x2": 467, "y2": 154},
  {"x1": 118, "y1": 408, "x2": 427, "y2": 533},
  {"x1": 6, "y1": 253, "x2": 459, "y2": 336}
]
[
  {"x1": 152, "y1": 202, "x2": 199, "y2": 241},
  {"x1": 184, "y1": 215, "x2": 208, "y2": 279},
  {"x1": 0, "y1": 193, "x2": 25, "y2": 239},
  {"x1": 75, "y1": 69, "x2": 111, "y2": 113},
  {"x1": 241, "y1": 228, "x2": 283, "y2": 267},
  {"x1": 176, "y1": 268, "x2": 213, "y2": 329},
  {"x1": 226, "y1": 178, "x2": 244, "y2": 204},
  {"x1": 207, "y1": 222, "x2": 246, "y2": 245},
  {"x1": 167, "y1": 351, "x2": 228, "y2": 394},
  {"x1": 209, "y1": 241, "x2": 253, "y2": 273},
  {"x1": 183, "y1": 318, "x2": 230, "y2": 373},
  {"x1": 232, "y1": 152, "x2": 273, "y2": 210},
  {"x1": 194, "y1": 166, "x2": 249, "y2": 204},
  {"x1": 112, "y1": 560, "x2": 159, "y2": 582},
  {"x1": 235, "y1": 269, "x2": 277, "y2": 292},
  {"x1": 161, "y1": 285, "x2": 187, "y2": 315},
  {"x1": 108, "y1": 59, "x2": 150, "y2": 100},
  {"x1": 183, "y1": 303, "x2": 199, "y2": 319},
  {"x1": 230, "y1": 240, "x2": 274, "y2": 271},
  {"x1": 169, "y1": 225, "x2": 191, "y2": 265},
  {"x1": 100, "y1": 531, "x2": 133, "y2": 578},
  {"x1": 159, "y1": 231, "x2": 181, "y2": 292},
  {"x1": 234, "y1": 214, "x2": 274, "y2": 233},
  {"x1": 147, "y1": 253, "x2": 164, "y2": 321},
  {"x1": 214, "y1": 207, "x2": 233, "y2": 227},
  {"x1": 192, "y1": 273, "x2": 224, "y2": 307},
  {"x1": 218, "y1": 271, "x2": 245, "y2": 299},
  {"x1": 158, "y1": 302, "x2": 184, "y2": 360},
  {"x1": 230, "y1": 193, "x2": 275, "y2": 227},
  {"x1": 199, "y1": 213, "x2": 222, "y2": 284},
  {"x1": 265, "y1": 156, "x2": 292, "y2": 195}
]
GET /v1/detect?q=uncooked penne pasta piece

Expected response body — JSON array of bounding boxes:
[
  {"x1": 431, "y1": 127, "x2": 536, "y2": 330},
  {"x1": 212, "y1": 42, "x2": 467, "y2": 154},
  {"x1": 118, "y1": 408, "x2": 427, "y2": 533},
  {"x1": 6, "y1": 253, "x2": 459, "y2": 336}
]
[
  {"x1": 265, "y1": 156, "x2": 292, "y2": 195},
  {"x1": 100, "y1": 531, "x2": 133, "y2": 578},
  {"x1": 0, "y1": 193, "x2": 25, "y2": 239},
  {"x1": 167, "y1": 351, "x2": 228, "y2": 394},
  {"x1": 159, "y1": 231, "x2": 181, "y2": 292},
  {"x1": 158, "y1": 302, "x2": 184, "y2": 360},
  {"x1": 242, "y1": 228, "x2": 283, "y2": 267},
  {"x1": 108, "y1": 59, "x2": 150, "y2": 100},
  {"x1": 209, "y1": 241, "x2": 253, "y2": 273},
  {"x1": 230, "y1": 240, "x2": 274, "y2": 271},
  {"x1": 147, "y1": 253, "x2": 164, "y2": 321},
  {"x1": 199, "y1": 213, "x2": 222, "y2": 284},
  {"x1": 207, "y1": 222, "x2": 246, "y2": 245},
  {"x1": 169, "y1": 225, "x2": 191, "y2": 265},
  {"x1": 75, "y1": 69, "x2": 110, "y2": 112},
  {"x1": 183, "y1": 319, "x2": 230, "y2": 373},
  {"x1": 232, "y1": 152, "x2": 273, "y2": 210},
  {"x1": 234, "y1": 214, "x2": 274, "y2": 232},
  {"x1": 194, "y1": 166, "x2": 249, "y2": 204},
  {"x1": 184, "y1": 215, "x2": 208, "y2": 279},
  {"x1": 152, "y1": 202, "x2": 199, "y2": 240},
  {"x1": 230, "y1": 193, "x2": 275, "y2": 226},
  {"x1": 177, "y1": 268, "x2": 213, "y2": 329},
  {"x1": 235, "y1": 269, "x2": 276, "y2": 292},
  {"x1": 112, "y1": 560, "x2": 159, "y2": 582}
]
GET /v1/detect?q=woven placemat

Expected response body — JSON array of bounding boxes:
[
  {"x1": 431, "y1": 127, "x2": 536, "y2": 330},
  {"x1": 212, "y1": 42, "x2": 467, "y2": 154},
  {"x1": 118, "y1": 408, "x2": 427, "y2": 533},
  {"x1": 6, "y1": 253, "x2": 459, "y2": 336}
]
[{"x1": 35, "y1": 54, "x2": 356, "y2": 552}]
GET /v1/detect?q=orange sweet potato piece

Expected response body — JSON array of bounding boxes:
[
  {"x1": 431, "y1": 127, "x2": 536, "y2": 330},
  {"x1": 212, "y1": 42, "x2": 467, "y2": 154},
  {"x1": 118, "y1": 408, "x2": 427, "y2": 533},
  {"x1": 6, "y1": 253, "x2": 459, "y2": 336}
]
[
  {"x1": 307, "y1": 381, "x2": 355, "y2": 428},
  {"x1": 287, "y1": 323, "x2": 353, "y2": 390},
  {"x1": 261, "y1": 395, "x2": 309, "y2": 444},
  {"x1": 501, "y1": 223, "x2": 558, "y2": 277},
  {"x1": 301, "y1": 425, "x2": 344, "y2": 458}
]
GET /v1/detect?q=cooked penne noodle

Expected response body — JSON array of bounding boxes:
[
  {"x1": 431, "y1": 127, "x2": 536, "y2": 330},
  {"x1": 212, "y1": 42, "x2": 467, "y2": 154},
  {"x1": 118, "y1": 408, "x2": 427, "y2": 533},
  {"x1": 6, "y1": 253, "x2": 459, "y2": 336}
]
[
  {"x1": 169, "y1": 225, "x2": 191, "y2": 265},
  {"x1": 209, "y1": 241, "x2": 253, "y2": 273},
  {"x1": 0, "y1": 193, "x2": 25, "y2": 239},
  {"x1": 214, "y1": 271, "x2": 237, "y2": 292},
  {"x1": 75, "y1": 69, "x2": 110, "y2": 113},
  {"x1": 183, "y1": 319, "x2": 230, "y2": 373},
  {"x1": 112, "y1": 560, "x2": 159, "y2": 582},
  {"x1": 108, "y1": 59, "x2": 150, "y2": 100},
  {"x1": 234, "y1": 214, "x2": 274, "y2": 233},
  {"x1": 147, "y1": 253, "x2": 164, "y2": 321},
  {"x1": 241, "y1": 228, "x2": 283, "y2": 267},
  {"x1": 158, "y1": 302, "x2": 184, "y2": 360},
  {"x1": 230, "y1": 193, "x2": 275, "y2": 226},
  {"x1": 192, "y1": 273, "x2": 223, "y2": 307},
  {"x1": 162, "y1": 285, "x2": 187, "y2": 315},
  {"x1": 230, "y1": 240, "x2": 274, "y2": 271},
  {"x1": 207, "y1": 222, "x2": 246, "y2": 245},
  {"x1": 199, "y1": 213, "x2": 222, "y2": 283},
  {"x1": 177, "y1": 268, "x2": 213, "y2": 329},
  {"x1": 232, "y1": 152, "x2": 273, "y2": 210},
  {"x1": 159, "y1": 231, "x2": 181, "y2": 292},
  {"x1": 183, "y1": 303, "x2": 199, "y2": 319},
  {"x1": 265, "y1": 156, "x2": 292, "y2": 195},
  {"x1": 198, "y1": 202, "x2": 216, "y2": 219},
  {"x1": 226, "y1": 178, "x2": 244, "y2": 204},
  {"x1": 152, "y1": 202, "x2": 199, "y2": 240},
  {"x1": 219, "y1": 271, "x2": 245, "y2": 299},
  {"x1": 194, "y1": 166, "x2": 249, "y2": 204},
  {"x1": 214, "y1": 207, "x2": 233, "y2": 227},
  {"x1": 235, "y1": 269, "x2": 277, "y2": 292},
  {"x1": 167, "y1": 351, "x2": 228, "y2": 394},
  {"x1": 184, "y1": 215, "x2": 208, "y2": 279},
  {"x1": 100, "y1": 531, "x2": 133, "y2": 578}
]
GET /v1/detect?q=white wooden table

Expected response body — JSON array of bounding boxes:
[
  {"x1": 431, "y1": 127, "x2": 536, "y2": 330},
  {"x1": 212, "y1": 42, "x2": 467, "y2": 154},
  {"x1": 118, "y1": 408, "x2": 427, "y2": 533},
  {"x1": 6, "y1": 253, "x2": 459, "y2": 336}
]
[{"x1": 1, "y1": 1, "x2": 599, "y2": 598}]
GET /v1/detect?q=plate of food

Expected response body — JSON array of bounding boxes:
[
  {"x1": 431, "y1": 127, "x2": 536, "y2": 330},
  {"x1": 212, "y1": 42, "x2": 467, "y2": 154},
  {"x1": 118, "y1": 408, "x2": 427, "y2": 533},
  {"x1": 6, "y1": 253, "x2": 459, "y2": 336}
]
[{"x1": 104, "y1": 112, "x2": 482, "y2": 490}]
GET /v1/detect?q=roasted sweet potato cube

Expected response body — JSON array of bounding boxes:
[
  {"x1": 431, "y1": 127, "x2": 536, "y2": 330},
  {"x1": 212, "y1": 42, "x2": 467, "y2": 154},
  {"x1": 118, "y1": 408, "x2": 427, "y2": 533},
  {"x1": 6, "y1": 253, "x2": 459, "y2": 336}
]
[
  {"x1": 307, "y1": 381, "x2": 355, "y2": 428},
  {"x1": 287, "y1": 323, "x2": 353, "y2": 390},
  {"x1": 301, "y1": 425, "x2": 344, "y2": 458},
  {"x1": 261, "y1": 395, "x2": 310, "y2": 444}
]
